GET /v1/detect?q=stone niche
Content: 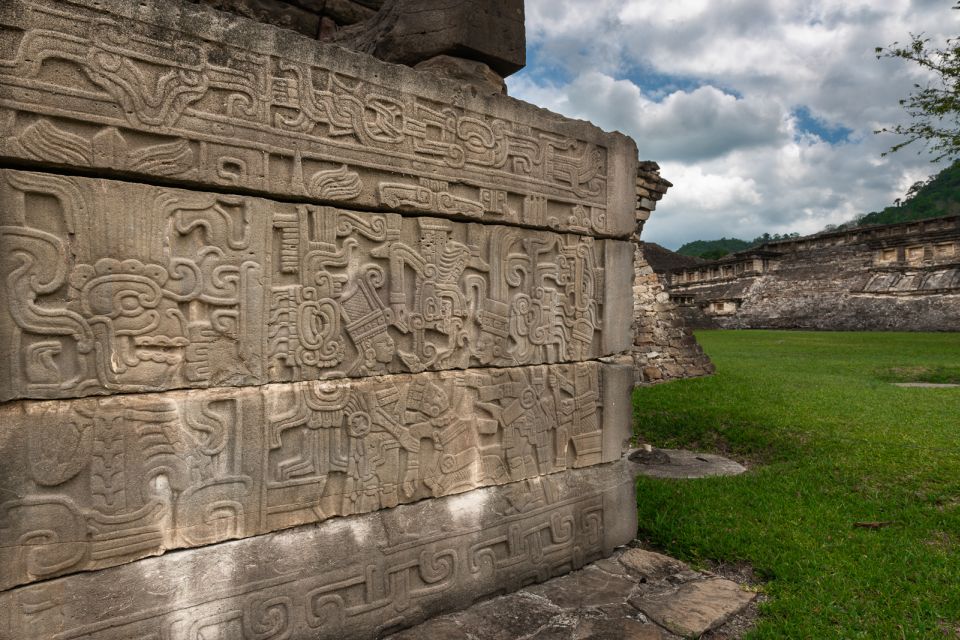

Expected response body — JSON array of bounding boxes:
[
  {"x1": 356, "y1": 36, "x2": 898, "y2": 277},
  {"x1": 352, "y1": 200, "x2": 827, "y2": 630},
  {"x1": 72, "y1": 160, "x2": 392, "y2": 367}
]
[{"x1": 0, "y1": 0, "x2": 642, "y2": 638}]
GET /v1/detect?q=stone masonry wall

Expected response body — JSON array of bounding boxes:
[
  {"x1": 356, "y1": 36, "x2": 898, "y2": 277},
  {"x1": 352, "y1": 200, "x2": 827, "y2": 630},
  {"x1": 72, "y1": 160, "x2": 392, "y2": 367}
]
[
  {"x1": 669, "y1": 216, "x2": 960, "y2": 331},
  {"x1": 633, "y1": 243, "x2": 715, "y2": 385},
  {"x1": 0, "y1": 1, "x2": 642, "y2": 637},
  {"x1": 632, "y1": 162, "x2": 714, "y2": 385}
]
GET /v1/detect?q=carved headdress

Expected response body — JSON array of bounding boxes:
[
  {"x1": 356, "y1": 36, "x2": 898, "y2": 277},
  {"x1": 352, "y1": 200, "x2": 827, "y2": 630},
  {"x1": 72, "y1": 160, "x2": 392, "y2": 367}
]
[{"x1": 340, "y1": 266, "x2": 392, "y2": 344}]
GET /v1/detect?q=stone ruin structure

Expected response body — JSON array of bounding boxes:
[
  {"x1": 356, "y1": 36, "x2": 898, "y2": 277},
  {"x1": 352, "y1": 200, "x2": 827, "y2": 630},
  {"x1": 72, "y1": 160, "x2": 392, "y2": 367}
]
[
  {"x1": 667, "y1": 215, "x2": 960, "y2": 331},
  {"x1": 632, "y1": 162, "x2": 714, "y2": 384},
  {"x1": 0, "y1": 1, "x2": 660, "y2": 638}
]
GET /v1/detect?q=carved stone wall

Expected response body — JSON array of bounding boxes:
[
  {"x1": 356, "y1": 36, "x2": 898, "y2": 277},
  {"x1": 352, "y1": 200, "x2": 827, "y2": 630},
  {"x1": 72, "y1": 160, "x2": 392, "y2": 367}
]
[
  {"x1": 0, "y1": 170, "x2": 632, "y2": 402},
  {"x1": 0, "y1": 0, "x2": 642, "y2": 637},
  {"x1": 0, "y1": 460, "x2": 639, "y2": 640},
  {"x1": 667, "y1": 215, "x2": 960, "y2": 331}
]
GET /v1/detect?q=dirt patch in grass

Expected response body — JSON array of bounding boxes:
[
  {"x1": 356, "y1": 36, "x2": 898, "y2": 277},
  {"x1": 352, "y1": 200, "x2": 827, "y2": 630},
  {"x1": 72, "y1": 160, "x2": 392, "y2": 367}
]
[
  {"x1": 877, "y1": 365, "x2": 960, "y2": 385},
  {"x1": 926, "y1": 531, "x2": 956, "y2": 551}
]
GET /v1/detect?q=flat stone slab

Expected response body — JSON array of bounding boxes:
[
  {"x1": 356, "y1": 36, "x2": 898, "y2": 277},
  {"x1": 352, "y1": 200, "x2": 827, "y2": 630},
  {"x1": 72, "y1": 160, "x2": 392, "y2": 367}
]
[
  {"x1": 619, "y1": 548, "x2": 689, "y2": 580},
  {"x1": 630, "y1": 578, "x2": 756, "y2": 637},
  {"x1": 0, "y1": 461, "x2": 640, "y2": 640},
  {"x1": 893, "y1": 382, "x2": 960, "y2": 388},
  {"x1": 390, "y1": 546, "x2": 762, "y2": 640},
  {"x1": 525, "y1": 565, "x2": 638, "y2": 610},
  {"x1": 630, "y1": 448, "x2": 747, "y2": 479}
]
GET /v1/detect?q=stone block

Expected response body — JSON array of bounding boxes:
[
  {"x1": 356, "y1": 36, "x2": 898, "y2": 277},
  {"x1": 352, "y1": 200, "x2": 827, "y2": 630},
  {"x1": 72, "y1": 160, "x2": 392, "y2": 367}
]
[
  {"x1": 630, "y1": 578, "x2": 756, "y2": 637},
  {"x1": 600, "y1": 361, "x2": 634, "y2": 463},
  {"x1": 619, "y1": 548, "x2": 688, "y2": 580},
  {"x1": 414, "y1": 55, "x2": 507, "y2": 97},
  {"x1": 331, "y1": 0, "x2": 525, "y2": 76},
  {"x1": 0, "y1": 170, "x2": 631, "y2": 401},
  {"x1": 0, "y1": 361, "x2": 630, "y2": 589},
  {"x1": 190, "y1": 0, "x2": 321, "y2": 36},
  {"x1": 602, "y1": 239, "x2": 637, "y2": 356},
  {"x1": 0, "y1": 0, "x2": 637, "y2": 237},
  {"x1": 0, "y1": 460, "x2": 640, "y2": 639}
]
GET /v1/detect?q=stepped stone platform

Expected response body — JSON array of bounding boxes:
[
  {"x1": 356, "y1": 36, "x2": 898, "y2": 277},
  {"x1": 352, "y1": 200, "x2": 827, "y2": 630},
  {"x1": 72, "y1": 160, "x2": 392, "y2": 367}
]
[{"x1": 666, "y1": 215, "x2": 960, "y2": 331}]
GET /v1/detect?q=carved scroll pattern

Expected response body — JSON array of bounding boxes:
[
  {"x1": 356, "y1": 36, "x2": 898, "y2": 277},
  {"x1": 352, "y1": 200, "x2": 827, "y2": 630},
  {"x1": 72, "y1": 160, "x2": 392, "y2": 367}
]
[
  {"x1": 0, "y1": 171, "x2": 611, "y2": 401},
  {"x1": 0, "y1": 172, "x2": 263, "y2": 400},
  {"x1": 0, "y1": 362, "x2": 606, "y2": 589},
  {"x1": 0, "y1": 0, "x2": 613, "y2": 233}
]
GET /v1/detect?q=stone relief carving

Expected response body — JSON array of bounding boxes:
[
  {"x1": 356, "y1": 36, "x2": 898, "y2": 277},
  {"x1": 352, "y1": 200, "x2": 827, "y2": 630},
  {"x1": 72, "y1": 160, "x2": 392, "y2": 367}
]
[
  {"x1": 0, "y1": 0, "x2": 637, "y2": 237},
  {"x1": 0, "y1": 1, "x2": 641, "y2": 629},
  {"x1": 0, "y1": 460, "x2": 638, "y2": 640},
  {"x1": 0, "y1": 361, "x2": 631, "y2": 589},
  {"x1": 0, "y1": 170, "x2": 630, "y2": 401}
]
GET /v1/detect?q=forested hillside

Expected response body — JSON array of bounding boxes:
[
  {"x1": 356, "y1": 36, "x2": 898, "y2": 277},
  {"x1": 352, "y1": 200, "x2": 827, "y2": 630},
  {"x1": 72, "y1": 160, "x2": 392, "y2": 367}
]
[{"x1": 853, "y1": 161, "x2": 960, "y2": 226}]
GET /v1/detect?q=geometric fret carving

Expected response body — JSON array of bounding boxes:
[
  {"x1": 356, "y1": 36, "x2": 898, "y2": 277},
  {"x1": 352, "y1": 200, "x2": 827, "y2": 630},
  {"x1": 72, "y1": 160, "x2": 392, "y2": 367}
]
[{"x1": 0, "y1": 459, "x2": 639, "y2": 640}]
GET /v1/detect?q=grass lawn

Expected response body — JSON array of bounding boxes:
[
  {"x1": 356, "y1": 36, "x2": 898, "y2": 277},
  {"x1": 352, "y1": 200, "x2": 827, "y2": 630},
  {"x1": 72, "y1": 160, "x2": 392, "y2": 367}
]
[{"x1": 632, "y1": 330, "x2": 960, "y2": 639}]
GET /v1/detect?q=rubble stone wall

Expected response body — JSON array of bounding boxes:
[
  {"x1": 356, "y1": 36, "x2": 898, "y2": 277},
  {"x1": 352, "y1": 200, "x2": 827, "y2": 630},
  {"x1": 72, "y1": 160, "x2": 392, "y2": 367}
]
[
  {"x1": 0, "y1": 1, "x2": 641, "y2": 637},
  {"x1": 631, "y1": 162, "x2": 714, "y2": 385},
  {"x1": 668, "y1": 216, "x2": 960, "y2": 331},
  {"x1": 633, "y1": 244, "x2": 715, "y2": 384}
]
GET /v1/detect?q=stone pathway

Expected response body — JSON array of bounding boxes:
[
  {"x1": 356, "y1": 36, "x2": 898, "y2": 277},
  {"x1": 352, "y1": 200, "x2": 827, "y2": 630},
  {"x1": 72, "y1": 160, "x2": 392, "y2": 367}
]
[
  {"x1": 630, "y1": 448, "x2": 748, "y2": 479},
  {"x1": 388, "y1": 547, "x2": 759, "y2": 640},
  {"x1": 892, "y1": 382, "x2": 960, "y2": 388}
]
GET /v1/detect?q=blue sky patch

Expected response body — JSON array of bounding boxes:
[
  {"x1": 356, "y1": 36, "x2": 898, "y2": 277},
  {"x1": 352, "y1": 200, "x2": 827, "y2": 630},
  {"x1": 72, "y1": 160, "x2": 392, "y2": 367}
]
[{"x1": 792, "y1": 106, "x2": 853, "y2": 144}]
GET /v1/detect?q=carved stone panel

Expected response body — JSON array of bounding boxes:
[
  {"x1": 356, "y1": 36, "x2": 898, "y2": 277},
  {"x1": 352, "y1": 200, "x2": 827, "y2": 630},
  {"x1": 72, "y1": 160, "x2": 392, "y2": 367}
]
[
  {"x1": 0, "y1": 361, "x2": 633, "y2": 589},
  {"x1": 0, "y1": 0, "x2": 637, "y2": 237},
  {"x1": 0, "y1": 170, "x2": 632, "y2": 401},
  {"x1": 0, "y1": 459, "x2": 639, "y2": 640}
]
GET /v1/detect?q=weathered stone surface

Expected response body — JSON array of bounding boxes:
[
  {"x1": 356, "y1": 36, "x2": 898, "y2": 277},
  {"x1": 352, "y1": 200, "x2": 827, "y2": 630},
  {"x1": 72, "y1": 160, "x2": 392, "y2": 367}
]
[
  {"x1": 330, "y1": 0, "x2": 525, "y2": 76},
  {"x1": 190, "y1": 0, "x2": 321, "y2": 36},
  {"x1": 563, "y1": 619, "x2": 664, "y2": 640},
  {"x1": 415, "y1": 55, "x2": 507, "y2": 97},
  {"x1": 668, "y1": 215, "x2": 960, "y2": 331},
  {"x1": 0, "y1": 0, "x2": 636, "y2": 238},
  {"x1": 630, "y1": 578, "x2": 756, "y2": 637},
  {"x1": 633, "y1": 242, "x2": 713, "y2": 386},
  {"x1": 619, "y1": 548, "x2": 688, "y2": 580},
  {"x1": 631, "y1": 163, "x2": 713, "y2": 386},
  {"x1": 0, "y1": 169, "x2": 633, "y2": 402},
  {"x1": 0, "y1": 361, "x2": 632, "y2": 589},
  {"x1": 630, "y1": 448, "x2": 747, "y2": 479},
  {"x1": 525, "y1": 565, "x2": 636, "y2": 610},
  {"x1": 0, "y1": 460, "x2": 639, "y2": 640},
  {"x1": 0, "y1": 1, "x2": 648, "y2": 636}
]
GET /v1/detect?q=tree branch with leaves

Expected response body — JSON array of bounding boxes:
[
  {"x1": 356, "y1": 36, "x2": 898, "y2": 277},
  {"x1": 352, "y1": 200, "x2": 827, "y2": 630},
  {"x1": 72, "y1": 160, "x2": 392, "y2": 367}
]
[{"x1": 875, "y1": 2, "x2": 960, "y2": 162}]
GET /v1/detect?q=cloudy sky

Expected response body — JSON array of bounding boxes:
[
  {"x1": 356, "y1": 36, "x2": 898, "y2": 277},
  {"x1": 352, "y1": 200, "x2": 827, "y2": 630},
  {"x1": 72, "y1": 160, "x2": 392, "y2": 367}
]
[{"x1": 506, "y1": 0, "x2": 958, "y2": 250}]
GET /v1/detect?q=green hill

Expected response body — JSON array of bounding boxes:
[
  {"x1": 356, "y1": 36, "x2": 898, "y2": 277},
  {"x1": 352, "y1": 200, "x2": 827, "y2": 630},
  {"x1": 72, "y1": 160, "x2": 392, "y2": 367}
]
[
  {"x1": 853, "y1": 161, "x2": 960, "y2": 227},
  {"x1": 676, "y1": 237, "x2": 752, "y2": 259},
  {"x1": 676, "y1": 232, "x2": 801, "y2": 259}
]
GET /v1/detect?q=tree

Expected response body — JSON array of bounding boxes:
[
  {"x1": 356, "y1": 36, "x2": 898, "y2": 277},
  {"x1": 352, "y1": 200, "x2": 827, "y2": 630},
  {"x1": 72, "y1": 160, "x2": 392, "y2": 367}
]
[{"x1": 875, "y1": 3, "x2": 960, "y2": 162}]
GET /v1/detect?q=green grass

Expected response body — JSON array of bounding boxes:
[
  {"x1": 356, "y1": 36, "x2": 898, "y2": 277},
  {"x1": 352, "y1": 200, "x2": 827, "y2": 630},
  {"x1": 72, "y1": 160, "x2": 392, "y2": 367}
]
[
  {"x1": 632, "y1": 330, "x2": 960, "y2": 639},
  {"x1": 877, "y1": 365, "x2": 960, "y2": 385}
]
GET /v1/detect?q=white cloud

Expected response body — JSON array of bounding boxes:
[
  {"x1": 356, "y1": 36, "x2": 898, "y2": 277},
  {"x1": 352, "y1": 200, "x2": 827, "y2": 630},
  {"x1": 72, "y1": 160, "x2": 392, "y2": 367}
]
[{"x1": 509, "y1": 0, "x2": 958, "y2": 248}]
